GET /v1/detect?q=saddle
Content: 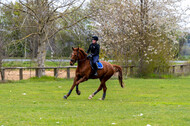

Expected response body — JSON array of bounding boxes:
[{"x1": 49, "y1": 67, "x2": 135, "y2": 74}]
[
  {"x1": 90, "y1": 60, "x2": 103, "y2": 70},
  {"x1": 96, "y1": 62, "x2": 103, "y2": 69}
]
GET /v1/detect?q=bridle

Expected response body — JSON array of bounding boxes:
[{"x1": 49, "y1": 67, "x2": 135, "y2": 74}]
[{"x1": 70, "y1": 49, "x2": 87, "y2": 63}]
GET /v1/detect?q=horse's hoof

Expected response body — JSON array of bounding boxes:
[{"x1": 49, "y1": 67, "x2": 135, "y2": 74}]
[
  {"x1": 88, "y1": 95, "x2": 93, "y2": 100},
  {"x1": 77, "y1": 91, "x2": 81, "y2": 95},
  {"x1": 99, "y1": 98, "x2": 105, "y2": 100},
  {"x1": 63, "y1": 95, "x2": 67, "y2": 99}
]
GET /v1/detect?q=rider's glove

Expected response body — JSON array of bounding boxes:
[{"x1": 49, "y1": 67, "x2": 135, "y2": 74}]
[{"x1": 87, "y1": 54, "x2": 92, "y2": 59}]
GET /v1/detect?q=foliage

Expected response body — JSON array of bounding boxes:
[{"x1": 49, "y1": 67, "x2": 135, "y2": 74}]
[
  {"x1": 0, "y1": 2, "x2": 26, "y2": 57},
  {"x1": 0, "y1": 1, "x2": 93, "y2": 59},
  {"x1": 0, "y1": 0, "x2": 90, "y2": 77},
  {"x1": 1, "y1": 0, "x2": 189, "y2": 78},
  {"x1": 89, "y1": 0, "x2": 185, "y2": 77},
  {"x1": 0, "y1": 78, "x2": 190, "y2": 125}
]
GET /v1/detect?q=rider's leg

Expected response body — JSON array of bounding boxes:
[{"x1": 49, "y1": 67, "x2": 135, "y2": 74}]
[{"x1": 92, "y1": 55, "x2": 99, "y2": 76}]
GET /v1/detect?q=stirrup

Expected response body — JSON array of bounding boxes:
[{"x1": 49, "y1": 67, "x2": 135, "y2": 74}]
[{"x1": 94, "y1": 72, "x2": 98, "y2": 76}]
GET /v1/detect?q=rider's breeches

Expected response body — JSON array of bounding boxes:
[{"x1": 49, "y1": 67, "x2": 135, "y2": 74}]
[
  {"x1": 92, "y1": 55, "x2": 99, "y2": 69},
  {"x1": 92, "y1": 55, "x2": 99, "y2": 64}
]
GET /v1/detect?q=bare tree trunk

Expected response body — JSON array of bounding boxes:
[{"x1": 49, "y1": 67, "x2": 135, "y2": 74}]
[
  {"x1": 37, "y1": 35, "x2": 47, "y2": 77},
  {"x1": 0, "y1": 57, "x2": 2, "y2": 80},
  {"x1": 138, "y1": 0, "x2": 149, "y2": 76},
  {"x1": 0, "y1": 43, "x2": 3, "y2": 80},
  {"x1": 138, "y1": 0, "x2": 145, "y2": 76}
]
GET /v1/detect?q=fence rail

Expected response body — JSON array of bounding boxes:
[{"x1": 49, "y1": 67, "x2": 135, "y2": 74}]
[
  {"x1": 0, "y1": 64, "x2": 190, "y2": 81},
  {"x1": 121, "y1": 64, "x2": 190, "y2": 76},
  {"x1": 0, "y1": 66, "x2": 76, "y2": 81}
]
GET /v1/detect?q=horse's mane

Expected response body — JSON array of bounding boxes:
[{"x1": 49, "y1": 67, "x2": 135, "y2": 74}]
[{"x1": 79, "y1": 48, "x2": 87, "y2": 56}]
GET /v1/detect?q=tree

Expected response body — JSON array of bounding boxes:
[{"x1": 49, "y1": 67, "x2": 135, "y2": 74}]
[
  {"x1": 0, "y1": 0, "x2": 88, "y2": 77},
  {"x1": 89, "y1": 0, "x2": 185, "y2": 77}
]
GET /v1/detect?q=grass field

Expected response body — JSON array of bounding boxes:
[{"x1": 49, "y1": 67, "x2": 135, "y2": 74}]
[
  {"x1": 0, "y1": 76, "x2": 190, "y2": 126},
  {"x1": 2, "y1": 61, "x2": 71, "y2": 67}
]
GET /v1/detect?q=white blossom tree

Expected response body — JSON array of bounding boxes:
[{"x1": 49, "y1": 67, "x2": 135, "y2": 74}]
[{"x1": 89, "y1": 0, "x2": 185, "y2": 76}]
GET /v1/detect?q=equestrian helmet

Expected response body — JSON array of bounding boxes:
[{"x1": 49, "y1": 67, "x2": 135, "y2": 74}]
[{"x1": 92, "y1": 36, "x2": 98, "y2": 41}]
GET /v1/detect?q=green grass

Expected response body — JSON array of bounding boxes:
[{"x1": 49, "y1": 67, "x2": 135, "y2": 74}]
[
  {"x1": 177, "y1": 55, "x2": 190, "y2": 61},
  {"x1": 2, "y1": 61, "x2": 71, "y2": 67},
  {"x1": 0, "y1": 76, "x2": 190, "y2": 126}
]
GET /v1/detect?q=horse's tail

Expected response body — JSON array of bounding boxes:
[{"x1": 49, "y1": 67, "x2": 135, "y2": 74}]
[{"x1": 112, "y1": 65, "x2": 124, "y2": 88}]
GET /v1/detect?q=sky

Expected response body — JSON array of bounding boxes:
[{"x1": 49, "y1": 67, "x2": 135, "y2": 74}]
[{"x1": 179, "y1": 0, "x2": 190, "y2": 30}]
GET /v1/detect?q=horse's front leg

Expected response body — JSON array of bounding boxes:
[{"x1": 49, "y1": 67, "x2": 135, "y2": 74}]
[
  {"x1": 64, "y1": 76, "x2": 87, "y2": 99},
  {"x1": 63, "y1": 76, "x2": 78, "y2": 99},
  {"x1": 75, "y1": 76, "x2": 88, "y2": 95}
]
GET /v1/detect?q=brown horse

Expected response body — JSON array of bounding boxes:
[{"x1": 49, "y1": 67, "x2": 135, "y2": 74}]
[{"x1": 63, "y1": 47, "x2": 124, "y2": 100}]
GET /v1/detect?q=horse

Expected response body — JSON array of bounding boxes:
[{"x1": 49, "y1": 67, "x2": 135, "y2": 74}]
[{"x1": 63, "y1": 47, "x2": 124, "y2": 100}]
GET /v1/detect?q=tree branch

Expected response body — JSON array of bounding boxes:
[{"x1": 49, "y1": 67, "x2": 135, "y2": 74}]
[
  {"x1": 18, "y1": 0, "x2": 40, "y2": 21},
  {"x1": 49, "y1": 0, "x2": 86, "y2": 22},
  {"x1": 8, "y1": 32, "x2": 38, "y2": 46},
  {"x1": 0, "y1": 1, "x2": 36, "y2": 19},
  {"x1": 46, "y1": 16, "x2": 88, "y2": 41}
]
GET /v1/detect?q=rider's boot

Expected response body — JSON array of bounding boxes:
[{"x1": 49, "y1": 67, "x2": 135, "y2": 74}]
[{"x1": 94, "y1": 64, "x2": 98, "y2": 76}]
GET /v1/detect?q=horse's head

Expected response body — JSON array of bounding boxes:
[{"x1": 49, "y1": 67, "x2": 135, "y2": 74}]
[
  {"x1": 70, "y1": 47, "x2": 79, "y2": 66},
  {"x1": 70, "y1": 47, "x2": 87, "y2": 66}
]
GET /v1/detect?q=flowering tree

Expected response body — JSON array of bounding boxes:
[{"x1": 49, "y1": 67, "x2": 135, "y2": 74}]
[{"x1": 90, "y1": 0, "x2": 184, "y2": 76}]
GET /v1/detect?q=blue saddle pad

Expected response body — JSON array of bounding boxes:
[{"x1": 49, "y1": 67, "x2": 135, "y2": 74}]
[{"x1": 96, "y1": 62, "x2": 103, "y2": 69}]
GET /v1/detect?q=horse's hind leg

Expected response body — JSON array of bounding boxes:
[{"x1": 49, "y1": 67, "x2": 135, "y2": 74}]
[
  {"x1": 100, "y1": 83, "x2": 107, "y2": 100},
  {"x1": 99, "y1": 75, "x2": 112, "y2": 100},
  {"x1": 88, "y1": 83, "x2": 103, "y2": 100},
  {"x1": 76, "y1": 85, "x2": 81, "y2": 95}
]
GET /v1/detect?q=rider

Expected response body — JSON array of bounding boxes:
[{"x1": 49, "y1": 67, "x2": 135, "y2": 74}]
[{"x1": 87, "y1": 36, "x2": 100, "y2": 76}]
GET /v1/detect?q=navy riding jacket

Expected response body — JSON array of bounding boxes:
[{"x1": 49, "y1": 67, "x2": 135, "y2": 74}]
[{"x1": 87, "y1": 43, "x2": 100, "y2": 56}]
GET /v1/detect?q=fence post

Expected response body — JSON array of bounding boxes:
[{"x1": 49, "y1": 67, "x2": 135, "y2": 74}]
[
  {"x1": 67, "y1": 68, "x2": 70, "y2": 79},
  {"x1": 172, "y1": 66, "x2": 175, "y2": 74},
  {"x1": 1, "y1": 68, "x2": 5, "y2": 81},
  {"x1": 19, "y1": 68, "x2": 23, "y2": 80},
  {"x1": 54, "y1": 68, "x2": 58, "y2": 78},
  {"x1": 180, "y1": 65, "x2": 184, "y2": 75},
  {"x1": 35, "y1": 68, "x2": 39, "y2": 77}
]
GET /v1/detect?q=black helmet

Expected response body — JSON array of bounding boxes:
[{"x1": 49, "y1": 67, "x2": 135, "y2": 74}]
[{"x1": 92, "y1": 36, "x2": 98, "y2": 41}]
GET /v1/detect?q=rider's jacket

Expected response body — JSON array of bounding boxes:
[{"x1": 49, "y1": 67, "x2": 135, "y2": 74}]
[{"x1": 87, "y1": 43, "x2": 100, "y2": 56}]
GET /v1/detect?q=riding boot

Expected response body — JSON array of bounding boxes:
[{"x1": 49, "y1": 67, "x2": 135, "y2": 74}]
[{"x1": 93, "y1": 64, "x2": 98, "y2": 76}]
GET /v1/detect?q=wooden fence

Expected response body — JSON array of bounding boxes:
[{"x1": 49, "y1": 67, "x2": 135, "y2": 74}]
[
  {"x1": 0, "y1": 66, "x2": 76, "y2": 81},
  {"x1": 0, "y1": 64, "x2": 190, "y2": 81},
  {"x1": 122, "y1": 64, "x2": 190, "y2": 76}
]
